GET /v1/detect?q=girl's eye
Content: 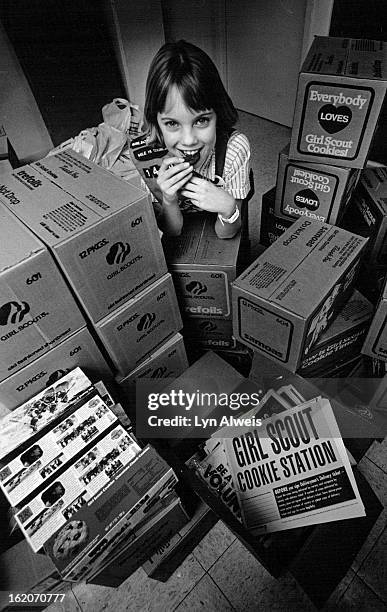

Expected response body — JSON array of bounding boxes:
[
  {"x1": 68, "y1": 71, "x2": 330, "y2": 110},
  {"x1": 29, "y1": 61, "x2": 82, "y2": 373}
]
[
  {"x1": 164, "y1": 120, "x2": 178, "y2": 129},
  {"x1": 195, "y1": 117, "x2": 210, "y2": 126}
]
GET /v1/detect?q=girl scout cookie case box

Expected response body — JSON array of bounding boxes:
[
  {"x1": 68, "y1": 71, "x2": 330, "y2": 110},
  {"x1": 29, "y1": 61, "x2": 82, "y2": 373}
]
[
  {"x1": 340, "y1": 167, "x2": 387, "y2": 269},
  {"x1": 290, "y1": 36, "x2": 387, "y2": 168},
  {"x1": 95, "y1": 274, "x2": 182, "y2": 377},
  {"x1": 0, "y1": 327, "x2": 112, "y2": 413},
  {"x1": 0, "y1": 156, "x2": 166, "y2": 323},
  {"x1": 163, "y1": 214, "x2": 244, "y2": 320},
  {"x1": 275, "y1": 146, "x2": 360, "y2": 224},
  {"x1": 362, "y1": 277, "x2": 387, "y2": 362},
  {"x1": 232, "y1": 218, "x2": 367, "y2": 372},
  {"x1": 0, "y1": 204, "x2": 85, "y2": 383},
  {"x1": 116, "y1": 333, "x2": 188, "y2": 396}
]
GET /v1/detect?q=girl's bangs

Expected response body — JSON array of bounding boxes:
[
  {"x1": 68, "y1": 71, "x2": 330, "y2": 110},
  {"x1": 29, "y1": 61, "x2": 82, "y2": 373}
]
[{"x1": 177, "y1": 73, "x2": 213, "y2": 113}]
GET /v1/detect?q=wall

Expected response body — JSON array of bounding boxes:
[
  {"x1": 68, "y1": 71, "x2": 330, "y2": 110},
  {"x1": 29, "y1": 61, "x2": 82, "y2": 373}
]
[
  {"x1": 0, "y1": 20, "x2": 52, "y2": 163},
  {"x1": 107, "y1": 0, "x2": 165, "y2": 112}
]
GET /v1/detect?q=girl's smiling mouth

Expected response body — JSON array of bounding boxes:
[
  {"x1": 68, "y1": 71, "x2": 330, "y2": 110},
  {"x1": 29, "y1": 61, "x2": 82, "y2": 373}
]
[{"x1": 179, "y1": 149, "x2": 202, "y2": 165}]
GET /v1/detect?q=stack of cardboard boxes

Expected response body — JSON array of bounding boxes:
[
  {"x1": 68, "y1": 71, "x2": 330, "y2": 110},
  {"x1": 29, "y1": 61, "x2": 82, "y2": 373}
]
[
  {"x1": 0, "y1": 368, "x2": 190, "y2": 589},
  {"x1": 260, "y1": 36, "x2": 387, "y2": 245},
  {"x1": 0, "y1": 150, "x2": 188, "y2": 402},
  {"x1": 234, "y1": 35, "x2": 387, "y2": 377},
  {"x1": 0, "y1": 203, "x2": 112, "y2": 416},
  {"x1": 163, "y1": 213, "x2": 252, "y2": 373}
]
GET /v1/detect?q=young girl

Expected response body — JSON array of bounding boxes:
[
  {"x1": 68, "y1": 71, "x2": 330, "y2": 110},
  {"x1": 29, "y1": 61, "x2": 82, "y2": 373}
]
[{"x1": 130, "y1": 40, "x2": 251, "y2": 239}]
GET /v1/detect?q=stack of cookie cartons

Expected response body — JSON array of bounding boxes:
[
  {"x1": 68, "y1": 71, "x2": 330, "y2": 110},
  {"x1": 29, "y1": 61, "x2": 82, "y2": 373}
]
[
  {"x1": 0, "y1": 368, "x2": 188, "y2": 586},
  {"x1": 0, "y1": 151, "x2": 187, "y2": 403},
  {"x1": 163, "y1": 213, "x2": 252, "y2": 372},
  {"x1": 260, "y1": 36, "x2": 387, "y2": 246},
  {"x1": 0, "y1": 203, "x2": 112, "y2": 418}
]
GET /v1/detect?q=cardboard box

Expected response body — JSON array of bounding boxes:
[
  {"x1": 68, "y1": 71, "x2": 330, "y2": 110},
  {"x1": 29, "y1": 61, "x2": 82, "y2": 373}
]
[
  {"x1": 89, "y1": 497, "x2": 189, "y2": 587},
  {"x1": 45, "y1": 461, "x2": 177, "y2": 581},
  {"x1": 1, "y1": 157, "x2": 167, "y2": 322},
  {"x1": 95, "y1": 274, "x2": 182, "y2": 377},
  {"x1": 298, "y1": 290, "x2": 374, "y2": 376},
  {"x1": 354, "y1": 263, "x2": 386, "y2": 305},
  {"x1": 0, "y1": 396, "x2": 118, "y2": 508},
  {"x1": 290, "y1": 37, "x2": 387, "y2": 168},
  {"x1": 0, "y1": 203, "x2": 85, "y2": 383},
  {"x1": 142, "y1": 501, "x2": 216, "y2": 581},
  {"x1": 0, "y1": 368, "x2": 93, "y2": 461},
  {"x1": 340, "y1": 167, "x2": 387, "y2": 268},
  {"x1": 163, "y1": 213, "x2": 245, "y2": 319},
  {"x1": 137, "y1": 351, "x2": 245, "y2": 441},
  {"x1": 275, "y1": 145, "x2": 360, "y2": 223},
  {"x1": 116, "y1": 333, "x2": 188, "y2": 396},
  {"x1": 0, "y1": 327, "x2": 112, "y2": 414},
  {"x1": 183, "y1": 317, "x2": 237, "y2": 350},
  {"x1": 43, "y1": 445, "x2": 176, "y2": 581},
  {"x1": 260, "y1": 187, "x2": 294, "y2": 246},
  {"x1": 232, "y1": 218, "x2": 368, "y2": 372},
  {"x1": 362, "y1": 277, "x2": 387, "y2": 361}
]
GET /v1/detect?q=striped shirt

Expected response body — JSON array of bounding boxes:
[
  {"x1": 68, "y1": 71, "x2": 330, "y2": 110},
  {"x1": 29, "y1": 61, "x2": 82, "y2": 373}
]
[{"x1": 145, "y1": 130, "x2": 251, "y2": 216}]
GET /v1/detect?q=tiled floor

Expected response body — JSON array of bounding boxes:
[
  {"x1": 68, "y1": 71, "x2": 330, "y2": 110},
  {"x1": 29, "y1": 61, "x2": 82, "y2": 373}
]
[
  {"x1": 43, "y1": 113, "x2": 386, "y2": 612},
  {"x1": 43, "y1": 439, "x2": 386, "y2": 612}
]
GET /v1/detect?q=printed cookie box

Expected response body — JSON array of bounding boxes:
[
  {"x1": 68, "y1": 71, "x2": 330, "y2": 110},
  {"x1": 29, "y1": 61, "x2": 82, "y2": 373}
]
[
  {"x1": 275, "y1": 146, "x2": 360, "y2": 224},
  {"x1": 232, "y1": 218, "x2": 368, "y2": 373},
  {"x1": 163, "y1": 213, "x2": 244, "y2": 320},
  {"x1": 0, "y1": 368, "x2": 93, "y2": 461},
  {"x1": 290, "y1": 36, "x2": 387, "y2": 168},
  {"x1": 362, "y1": 277, "x2": 387, "y2": 362},
  {"x1": 0, "y1": 396, "x2": 118, "y2": 508},
  {"x1": 15, "y1": 424, "x2": 141, "y2": 552},
  {"x1": 43, "y1": 446, "x2": 176, "y2": 580},
  {"x1": 2, "y1": 152, "x2": 167, "y2": 323}
]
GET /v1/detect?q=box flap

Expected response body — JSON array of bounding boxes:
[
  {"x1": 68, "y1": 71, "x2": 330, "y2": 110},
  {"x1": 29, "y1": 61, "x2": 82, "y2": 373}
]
[
  {"x1": 302, "y1": 36, "x2": 349, "y2": 75},
  {"x1": 32, "y1": 150, "x2": 149, "y2": 217},
  {"x1": 0, "y1": 166, "x2": 101, "y2": 246},
  {"x1": 347, "y1": 39, "x2": 387, "y2": 79}
]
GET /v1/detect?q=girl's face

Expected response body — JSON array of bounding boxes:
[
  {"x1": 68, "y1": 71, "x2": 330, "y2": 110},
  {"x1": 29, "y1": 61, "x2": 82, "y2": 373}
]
[{"x1": 157, "y1": 85, "x2": 217, "y2": 168}]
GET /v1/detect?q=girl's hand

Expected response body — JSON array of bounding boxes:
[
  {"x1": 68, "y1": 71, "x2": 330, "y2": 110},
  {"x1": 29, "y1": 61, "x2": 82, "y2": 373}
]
[
  {"x1": 156, "y1": 157, "x2": 193, "y2": 205},
  {"x1": 180, "y1": 176, "x2": 236, "y2": 217}
]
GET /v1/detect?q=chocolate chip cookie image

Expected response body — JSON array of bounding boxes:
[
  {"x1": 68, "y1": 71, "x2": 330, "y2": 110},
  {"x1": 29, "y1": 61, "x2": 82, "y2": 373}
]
[{"x1": 52, "y1": 520, "x2": 89, "y2": 560}]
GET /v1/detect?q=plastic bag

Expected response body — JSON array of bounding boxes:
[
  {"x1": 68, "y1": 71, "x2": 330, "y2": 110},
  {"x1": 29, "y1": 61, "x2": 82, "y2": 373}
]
[
  {"x1": 47, "y1": 127, "x2": 98, "y2": 159},
  {"x1": 47, "y1": 98, "x2": 143, "y2": 174},
  {"x1": 102, "y1": 98, "x2": 143, "y2": 138}
]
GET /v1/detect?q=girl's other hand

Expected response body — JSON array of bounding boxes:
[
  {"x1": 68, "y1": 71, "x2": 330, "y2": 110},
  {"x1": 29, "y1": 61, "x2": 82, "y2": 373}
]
[
  {"x1": 156, "y1": 157, "x2": 193, "y2": 205},
  {"x1": 181, "y1": 176, "x2": 236, "y2": 217}
]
